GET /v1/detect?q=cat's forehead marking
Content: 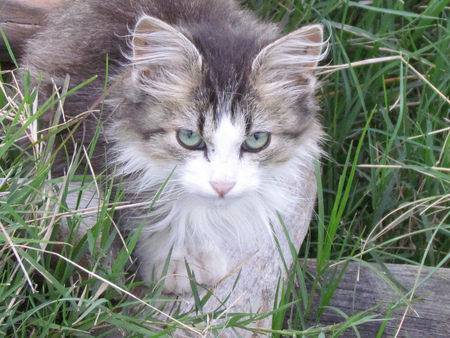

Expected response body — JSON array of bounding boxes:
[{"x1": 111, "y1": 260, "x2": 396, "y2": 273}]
[
  {"x1": 214, "y1": 115, "x2": 242, "y2": 140},
  {"x1": 210, "y1": 114, "x2": 243, "y2": 159},
  {"x1": 207, "y1": 88, "x2": 240, "y2": 122},
  {"x1": 198, "y1": 89, "x2": 248, "y2": 137}
]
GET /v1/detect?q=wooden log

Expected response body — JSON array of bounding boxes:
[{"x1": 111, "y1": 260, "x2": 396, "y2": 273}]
[
  {"x1": 303, "y1": 259, "x2": 450, "y2": 337},
  {"x1": 0, "y1": 0, "x2": 61, "y2": 62}
]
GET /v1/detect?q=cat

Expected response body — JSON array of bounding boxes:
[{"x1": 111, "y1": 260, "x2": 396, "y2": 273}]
[{"x1": 21, "y1": 0, "x2": 326, "y2": 297}]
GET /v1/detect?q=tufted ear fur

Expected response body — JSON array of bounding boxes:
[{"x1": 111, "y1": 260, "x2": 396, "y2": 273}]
[
  {"x1": 251, "y1": 24, "x2": 326, "y2": 101},
  {"x1": 130, "y1": 16, "x2": 203, "y2": 101}
]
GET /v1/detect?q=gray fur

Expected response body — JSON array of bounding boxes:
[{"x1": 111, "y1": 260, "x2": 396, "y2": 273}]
[
  {"x1": 22, "y1": 0, "x2": 323, "y2": 172},
  {"x1": 21, "y1": 0, "x2": 327, "y2": 333}
]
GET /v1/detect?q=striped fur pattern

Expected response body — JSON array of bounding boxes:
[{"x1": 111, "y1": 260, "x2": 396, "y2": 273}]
[{"x1": 21, "y1": 0, "x2": 327, "y2": 294}]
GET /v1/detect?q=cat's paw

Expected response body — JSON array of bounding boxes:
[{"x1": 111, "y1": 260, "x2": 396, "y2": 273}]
[{"x1": 148, "y1": 250, "x2": 228, "y2": 295}]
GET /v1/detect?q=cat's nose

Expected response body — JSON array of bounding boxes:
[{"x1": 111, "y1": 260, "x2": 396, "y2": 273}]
[{"x1": 210, "y1": 180, "x2": 236, "y2": 198}]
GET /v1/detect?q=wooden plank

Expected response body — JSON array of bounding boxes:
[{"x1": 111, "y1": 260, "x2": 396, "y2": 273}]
[
  {"x1": 302, "y1": 259, "x2": 450, "y2": 337},
  {"x1": 0, "y1": 0, "x2": 61, "y2": 61},
  {"x1": 8, "y1": 0, "x2": 61, "y2": 9}
]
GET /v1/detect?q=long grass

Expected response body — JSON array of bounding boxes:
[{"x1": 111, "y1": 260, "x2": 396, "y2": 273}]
[
  {"x1": 247, "y1": 0, "x2": 449, "y2": 335},
  {"x1": 1, "y1": 0, "x2": 449, "y2": 336}
]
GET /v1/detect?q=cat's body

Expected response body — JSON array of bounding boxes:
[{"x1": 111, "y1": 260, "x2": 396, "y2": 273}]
[{"x1": 22, "y1": 0, "x2": 325, "y2": 315}]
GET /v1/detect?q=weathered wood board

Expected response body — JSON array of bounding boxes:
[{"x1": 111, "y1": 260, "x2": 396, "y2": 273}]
[
  {"x1": 0, "y1": 0, "x2": 60, "y2": 61},
  {"x1": 303, "y1": 259, "x2": 450, "y2": 337}
]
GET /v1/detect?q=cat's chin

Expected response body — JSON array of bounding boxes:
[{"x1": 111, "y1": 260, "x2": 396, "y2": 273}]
[{"x1": 199, "y1": 193, "x2": 243, "y2": 207}]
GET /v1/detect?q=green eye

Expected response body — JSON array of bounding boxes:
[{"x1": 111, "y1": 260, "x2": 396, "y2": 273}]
[
  {"x1": 177, "y1": 129, "x2": 205, "y2": 150},
  {"x1": 242, "y1": 132, "x2": 270, "y2": 152}
]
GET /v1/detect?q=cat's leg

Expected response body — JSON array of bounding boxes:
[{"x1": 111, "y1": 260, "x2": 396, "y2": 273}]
[{"x1": 138, "y1": 244, "x2": 228, "y2": 295}]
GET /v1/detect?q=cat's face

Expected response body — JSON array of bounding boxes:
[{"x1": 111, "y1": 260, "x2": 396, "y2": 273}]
[{"x1": 108, "y1": 16, "x2": 325, "y2": 206}]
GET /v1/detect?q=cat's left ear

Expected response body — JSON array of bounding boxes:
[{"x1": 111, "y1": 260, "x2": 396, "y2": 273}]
[{"x1": 252, "y1": 24, "x2": 326, "y2": 95}]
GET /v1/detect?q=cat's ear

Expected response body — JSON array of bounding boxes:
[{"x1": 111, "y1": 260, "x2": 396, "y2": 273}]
[
  {"x1": 130, "y1": 16, "x2": 203, "y2": 100},
  {"x1": 252, "y1": 24, "x2": 326, "y2": 99}
]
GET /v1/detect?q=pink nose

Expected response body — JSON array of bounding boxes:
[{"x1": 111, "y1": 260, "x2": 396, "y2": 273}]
[{"x1": 210, "y1": 181, "x2": 236, "y2": 197}]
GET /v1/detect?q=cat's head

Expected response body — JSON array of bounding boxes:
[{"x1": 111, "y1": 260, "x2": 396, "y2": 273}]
[{"x1": 109, "y1": 16, "x2": 326, "y2": 207}]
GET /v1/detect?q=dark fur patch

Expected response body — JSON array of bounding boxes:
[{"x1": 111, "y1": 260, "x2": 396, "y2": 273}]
[{"x1": 21, "y1": 0, "x2": 322, "y2": 174}]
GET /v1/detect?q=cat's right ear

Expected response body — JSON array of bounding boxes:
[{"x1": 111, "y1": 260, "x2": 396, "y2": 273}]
[
  {"x1": 251, "y1": 24, "x2": 327, "y2": 104},
  {"x1": 130, "y1": 16, "x2": 203, "y2": 100}
]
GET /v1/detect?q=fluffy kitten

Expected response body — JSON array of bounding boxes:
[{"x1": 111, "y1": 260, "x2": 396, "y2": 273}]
[{"x1": 22, "y1": 0, "x2": 326, "y2": 295}]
